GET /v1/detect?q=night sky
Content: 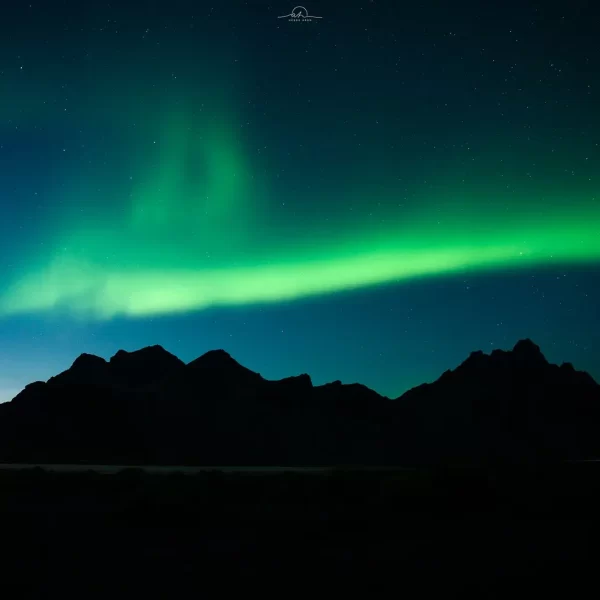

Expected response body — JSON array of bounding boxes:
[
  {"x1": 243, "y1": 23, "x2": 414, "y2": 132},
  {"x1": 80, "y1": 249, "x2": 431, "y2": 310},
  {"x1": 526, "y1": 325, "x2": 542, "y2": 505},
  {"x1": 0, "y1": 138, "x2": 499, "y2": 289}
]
[{"x1": 1, "y1": 0, "x2": 599, "y2": 402}]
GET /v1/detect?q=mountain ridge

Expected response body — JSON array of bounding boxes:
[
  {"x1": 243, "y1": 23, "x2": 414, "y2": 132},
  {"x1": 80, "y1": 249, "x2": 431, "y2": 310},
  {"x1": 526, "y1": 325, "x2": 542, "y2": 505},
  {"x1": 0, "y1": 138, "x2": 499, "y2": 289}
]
[{"x1": 0, "y1": 339, "x2": 598, "y2": 466}]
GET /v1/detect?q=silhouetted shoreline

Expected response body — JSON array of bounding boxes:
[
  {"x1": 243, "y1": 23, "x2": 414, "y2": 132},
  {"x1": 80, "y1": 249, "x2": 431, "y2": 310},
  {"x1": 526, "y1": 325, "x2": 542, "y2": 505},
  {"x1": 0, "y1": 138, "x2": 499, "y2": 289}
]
[
  {"x1": 0, "y1": 463, "x2": 418, "y2": 473},
  {"x1": 2, "y1": 463, "x2": 600, "y2": 597}
]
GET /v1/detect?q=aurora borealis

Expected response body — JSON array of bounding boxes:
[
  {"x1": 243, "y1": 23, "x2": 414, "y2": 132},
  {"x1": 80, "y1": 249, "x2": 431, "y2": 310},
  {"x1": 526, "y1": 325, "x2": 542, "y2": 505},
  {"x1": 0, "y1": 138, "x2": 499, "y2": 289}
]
[{"x1": 1, "y1": 0, "x2": 599, "y2": 401}]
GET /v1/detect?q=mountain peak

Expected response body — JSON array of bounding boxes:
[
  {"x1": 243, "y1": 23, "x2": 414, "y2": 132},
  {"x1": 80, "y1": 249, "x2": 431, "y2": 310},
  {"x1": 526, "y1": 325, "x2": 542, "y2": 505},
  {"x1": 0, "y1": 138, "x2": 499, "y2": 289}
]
[
  {"x1": 274, "y1": 373, "x2": 313, "y2": 390},
  {"x1": 512, "y1": 338, "x2": 547, "y2": 364},
  {"x1": 109, "y1": 345, "x2": 184, "y2": 366},
  {"x1": 188, "y1": 349, "x2": 236, "y2": 369},
  {"x1": 108, "y1": 345, "x2": 185, "y2": 385},
  {"x1": 71, "y1": 353, "x2": 107, "y2": 369},
  {"x1": 457, "y1": 349, "x2": 488, "y2": 370},
  {"x1": 45, "y1": 353, "x2": 109, "y2": 387},
  {"x1": 187, "y1": 349, "x2": 264, "y2": 382},
  {"x1": 110, "y1": 345, "x2": 177, "y2": 362}
]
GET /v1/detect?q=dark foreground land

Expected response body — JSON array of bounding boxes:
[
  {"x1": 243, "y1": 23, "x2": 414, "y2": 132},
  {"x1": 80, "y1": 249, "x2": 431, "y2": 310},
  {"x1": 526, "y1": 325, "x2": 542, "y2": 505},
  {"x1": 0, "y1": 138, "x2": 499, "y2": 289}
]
[{"x1": 2, "y1": 464, "x2": 600, "y2": 598}]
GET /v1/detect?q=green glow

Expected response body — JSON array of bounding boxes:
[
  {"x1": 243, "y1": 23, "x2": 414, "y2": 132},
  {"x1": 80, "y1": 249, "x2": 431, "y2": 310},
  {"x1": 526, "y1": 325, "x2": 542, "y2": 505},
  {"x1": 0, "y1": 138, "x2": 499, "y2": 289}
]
[
  {"x1": 1, "y1": 106, "x2": 600, "y2": 320},
  {"x1": 1, "y1": 206, "x2": 599, "y2": 319}
]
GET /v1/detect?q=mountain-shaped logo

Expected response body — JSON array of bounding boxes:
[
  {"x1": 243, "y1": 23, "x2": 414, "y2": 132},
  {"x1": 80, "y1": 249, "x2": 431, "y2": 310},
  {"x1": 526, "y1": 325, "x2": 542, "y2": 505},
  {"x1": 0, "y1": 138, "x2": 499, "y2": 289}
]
[{"x1": 278, "y1": 6, "x2": 322, "y2": 21}]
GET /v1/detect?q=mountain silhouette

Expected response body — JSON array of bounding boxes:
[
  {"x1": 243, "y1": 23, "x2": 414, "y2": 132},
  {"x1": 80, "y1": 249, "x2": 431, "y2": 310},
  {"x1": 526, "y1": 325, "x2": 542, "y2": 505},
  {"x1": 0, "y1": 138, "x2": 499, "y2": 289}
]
[
  {"x1": 393, "y1": 338, "x2": 600, "y2": 464},
  {"x1": 0, "y1": 339, "x2": 598, "y2": 465}
]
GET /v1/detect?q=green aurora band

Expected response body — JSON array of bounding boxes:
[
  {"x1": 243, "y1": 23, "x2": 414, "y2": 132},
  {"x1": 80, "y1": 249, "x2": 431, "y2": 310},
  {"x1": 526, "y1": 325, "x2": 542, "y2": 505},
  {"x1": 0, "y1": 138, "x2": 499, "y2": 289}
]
[{"x1": 2, "y1": 108, "x2": 600, "y2": 321}]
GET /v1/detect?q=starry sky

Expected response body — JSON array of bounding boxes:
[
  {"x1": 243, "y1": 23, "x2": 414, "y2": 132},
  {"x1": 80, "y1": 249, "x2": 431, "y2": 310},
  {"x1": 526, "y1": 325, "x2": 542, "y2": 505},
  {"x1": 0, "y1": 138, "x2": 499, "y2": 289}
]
[{"x1": 0, "y1": 0, "x2": 599, "y2": 402}]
